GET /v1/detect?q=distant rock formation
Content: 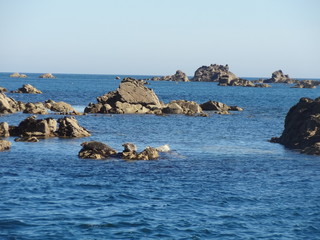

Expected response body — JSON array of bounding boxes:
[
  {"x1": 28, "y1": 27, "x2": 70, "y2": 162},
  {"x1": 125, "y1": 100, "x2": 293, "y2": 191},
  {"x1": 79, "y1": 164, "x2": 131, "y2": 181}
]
[
  {"x1": 39, "y1": 73, "x2": 56, "y2": 79},
  {"x1": 270, "y1": 97, "x2": 320, "y2": 155},
  {"x1": 192, "y1": 64, "x2": 238, "y2": 82},
  {"x1": 218, "y1": 78, "x2": 255, "y2": 87},
  {"x1": 162, "y1": 100, "x2": 205, "y2": 116},
  {"x1": 291, "y1": 80, "x2": 319, "y2": 89},
  {"x1": 10, "y1": 73, "x2": 27, "y2": 78},
  {"x1": 11, "y1": 84, "x2": 43, "y2": 94},
  {"x1": 0, "y1": 140, "x2": 11, "y2": 151},
  {"x1": 150, "y1": 70, "x2": 189, "y2": 82},
  {"x1": 200, "y1": 100, "x2": 243, "y2": 114},
  {"x1": 264, "y1": 70, "x2": 298, "y2": 84}
]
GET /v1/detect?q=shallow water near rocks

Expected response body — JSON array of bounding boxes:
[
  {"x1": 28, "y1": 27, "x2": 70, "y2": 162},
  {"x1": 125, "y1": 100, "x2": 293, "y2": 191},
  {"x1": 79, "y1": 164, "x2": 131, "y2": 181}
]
[{"x1": 1, "y1": 73, "x2": 320, "y2": 239}]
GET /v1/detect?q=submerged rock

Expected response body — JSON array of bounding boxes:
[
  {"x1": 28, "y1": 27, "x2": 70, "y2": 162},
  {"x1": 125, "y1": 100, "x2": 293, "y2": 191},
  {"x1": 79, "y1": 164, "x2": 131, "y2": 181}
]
[
  {"x1": 192, "y1": 64, "x2": 238, "y2": 82},
  {"x1": 0, "y1": 140, "x2": 11, "y2": 151},
  {"x1": 11, "y1": 84, "x2": 42, "y2": 94},
  {"x1": 57, "y1": 117, "x2": 91, "y2": 138},
  {"x1": 39, "y1": 73, "x2": 56, "y2": 79},
  {"x1": 270, "y1": 97, "x2": 320, "y2": 155},
  {"x1": 78, "y1": 141, "x2": 117, "y2": 159}
]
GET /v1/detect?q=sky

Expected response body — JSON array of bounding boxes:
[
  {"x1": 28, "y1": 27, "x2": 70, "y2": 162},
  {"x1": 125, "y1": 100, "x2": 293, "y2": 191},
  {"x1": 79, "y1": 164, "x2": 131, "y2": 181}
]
[{"x1": 0, "y1": 0, "x2": 319, "y2": 78}]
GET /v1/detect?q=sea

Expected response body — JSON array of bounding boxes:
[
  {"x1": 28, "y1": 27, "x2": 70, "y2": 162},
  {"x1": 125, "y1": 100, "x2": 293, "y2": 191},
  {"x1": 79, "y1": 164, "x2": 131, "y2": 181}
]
[{"x1": 0, "y1": 73, "x2": 320, "y2": 240}]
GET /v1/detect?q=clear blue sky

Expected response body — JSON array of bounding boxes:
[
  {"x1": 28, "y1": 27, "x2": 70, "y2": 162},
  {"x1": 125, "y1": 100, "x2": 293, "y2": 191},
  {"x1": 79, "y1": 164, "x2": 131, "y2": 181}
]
[{"x1": 0, "y1": 0, "x2": 319, "y2": 77}]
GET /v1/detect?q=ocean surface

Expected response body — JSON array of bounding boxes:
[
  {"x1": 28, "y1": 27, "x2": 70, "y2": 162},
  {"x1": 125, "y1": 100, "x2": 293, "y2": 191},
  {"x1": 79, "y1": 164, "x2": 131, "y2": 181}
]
[{"x1": 0, "y1": 73, "x2": 320, "y2": 240}]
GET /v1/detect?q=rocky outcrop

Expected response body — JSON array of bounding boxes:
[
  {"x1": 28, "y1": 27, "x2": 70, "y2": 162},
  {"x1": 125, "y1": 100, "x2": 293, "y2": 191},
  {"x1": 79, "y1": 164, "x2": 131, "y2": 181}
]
[
  {"x1": 0, "y1": 122, "x2": 10, "y2": 137},
  {"x1": 264, "y1": 70, "x2": 298, "y2": 84},
  {"x1": 56, "y1": 117, "x2": 91, "y2": 138},
  {"x1": 151, "y1": 70, "x2": 189, "y2": 82},
  {"x1": 254, "y1": 83, "x2": 272, "y2": 88},
  {"x1": 200, "y1": 100, "x2": 243, "y2": 114},
  {"x1": 219, "y1": 78, "x2": 255, "y2": 87},
  {"x1": 78, "y1": 141, "x2": 117, "y2": 159},
  {"x1": 0, "y1": 87, "x2": 8, "y2": 93},
  {"x1": 23, "y1": 102, "x2": 48, "y2": 114},
  {"x1": 121, "y1": 143, "x2": 159, "y2": 160},
  {"x1": 192, "y1": 64, "x2": 238, "y2": 82},
  {"x1": 11, "y1": 115, "x2": 57, "y2": 138},
  {"x1": 162, "y1": 100, "x2": 205, "y2": 116},
  {"x1": 291, "y1": 80, "x2": 319, "y2": 89},
  {"x1": 270, "y1": 97, "x2": 320, "y2": 155},
  {"x1": 45, "y1": 100, "x2": 80, "y2": 115},
  {"x1": 10, "y1": 73, "x2": 27, "y2": 78},
  {"x1": 85, "y1": 78, "x2": 163, "y2": 114},
  {"x1": 11, "y1": 84, "x2": 42, "y2": 94},
  {"x1": 0, "y1": 140, "x2": 11, "y2": 151},
  {"x1": 0, "y1": 93, "x2": 24, "y2": 114},
  {"x1": 39, "y1": 73, "x2": 56, "y2": 79}
]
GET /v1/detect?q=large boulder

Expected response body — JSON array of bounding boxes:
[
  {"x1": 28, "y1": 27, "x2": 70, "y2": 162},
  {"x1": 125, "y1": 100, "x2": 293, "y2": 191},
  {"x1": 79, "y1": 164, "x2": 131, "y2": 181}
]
[
  {"x1": 200, "y1": 100, "x2": 243, "y2": 114},
  {"x1": 57, "y1": 117, "x2": 91, "y2": 138},
  {"x1": 192, "y1": 64, "x2": 238, "y2": 82},
  {"x1": 10, "y1": 73, "x2": 27, "y2": 78},
  {"x1": 0, "y1": 140, "x2": 11, "y2": 151},
  {"x1": 78, "y1": 141, "x2": 117, "y2": 159},
  {"x1": 39, "y1": 73, "x2": 56, "y2": 79},
  {"x1": 0, "y1": 93, "x2": 24, "y2": 114},
  {"x1": 23, "y1": 102, "x2": 48, "y2": 114},
  {"x1": 264, "y1": 70, "x2": 298, "y2": 84},
  {"x1": 0, "y1": 122, "x2": 10, "y2": 137},
  {"x1": 11, "y1": 84, "x2": 42, "y2": 94},
  {"x1": 45, "y1": 100, "x2": 80, "y2": 115},
  {"x1": 270, "y1": 97, "x2": 320, "y2": 155},
  {"x1": 13, "y1": 115, "x2": 57, "y2": 138},
  {"x1": 163, "y1": 100, "x2": 204, "y2": 116}
]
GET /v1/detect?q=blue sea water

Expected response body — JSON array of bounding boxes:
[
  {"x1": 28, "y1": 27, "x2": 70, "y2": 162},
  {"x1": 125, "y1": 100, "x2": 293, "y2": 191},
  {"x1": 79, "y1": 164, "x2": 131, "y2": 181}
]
[{"x1": 0, "y1": 73, "x2": 320, "y2": 240}]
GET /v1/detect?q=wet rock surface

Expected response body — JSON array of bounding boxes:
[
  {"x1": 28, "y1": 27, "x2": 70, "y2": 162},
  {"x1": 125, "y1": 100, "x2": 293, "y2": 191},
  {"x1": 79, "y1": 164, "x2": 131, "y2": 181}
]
[{"x1": 270, "y1": 97, "x2": 320, "y2": 155}]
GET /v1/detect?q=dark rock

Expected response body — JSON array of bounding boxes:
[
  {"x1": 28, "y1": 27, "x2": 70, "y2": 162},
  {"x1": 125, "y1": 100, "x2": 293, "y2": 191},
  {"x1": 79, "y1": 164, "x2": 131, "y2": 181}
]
[
  {"x1": 200, "y1": 100, "x2": 243, "y2": 113},
  {"x1": 11, "y1": 84, "x2": 42, "y2": 94},
  {"x1": 115, "y1": 76, "x2": 121, "y2": 80},
  {"x1": 270, "y1": 97, "x2": 320, "y2": 154},
  {"x1": 0, "y1": 122, "x2": 10, "y2": 137},
  {"x1": 78, "y1": 141, "x2": 117, "y2": 159},
  {"x1": 192, "y1": 64, "x2": 237, "y2": 82},
  {"x1": 39, "y1": 73, "x2": 56, "y2": 79},
  {"x1": 57, "y1": 117, "x2": 91, "y2": 138},
  {"x1": 0, "y1": 87, "x2": 8, "y2": 93},
  {"x1": 0, "y1": 140, "x2": 11, "y2": 151}
]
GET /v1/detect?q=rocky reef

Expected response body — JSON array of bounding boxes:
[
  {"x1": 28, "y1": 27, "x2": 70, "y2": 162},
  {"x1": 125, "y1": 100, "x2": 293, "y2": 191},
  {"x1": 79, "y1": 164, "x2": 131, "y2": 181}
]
[
  {"x1": 10, "y1": 73, "x2": 27, "y2": 78},
  {"x1": 39, "y1": 73, "x2": 56, "y2": 79},
  {"x1": 270, "y1": 97, "x2": 320, "y2": 155},
  {"x1": 150, "y1": 70, "x2": 189, "y2": 82}
]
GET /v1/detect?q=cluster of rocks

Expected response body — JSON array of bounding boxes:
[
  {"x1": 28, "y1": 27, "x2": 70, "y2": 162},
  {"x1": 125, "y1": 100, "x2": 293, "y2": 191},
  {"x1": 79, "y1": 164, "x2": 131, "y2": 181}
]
[
  {"x1": 149, "y1": 70, "x2": 189, "y2": 82},
  {"x1": 11, "y1": 84, "x2": 42, "y2": 94},
  {"x1": 0, "y1": 115, "x2": 90, "y2": 142},
  {"x1": 270, "y1": 97, "x2": 320, "y2": 155},
  {"x1": 291, "y1": 80, "x2": 319, "y2": 89},
  {"x1": 10, "y1": 73, "x2": 28, "y2": 78},
  {"x1": 218, "y1": 78, "x2": 271, "y2": 88},
  {"x1": 0, "y1": 93, "x2": 80, "y2": 115},
  {"x1": 78, "y1": 141, "x2": 170, "y2": 160},
  {"x1": 192, "y1": 64, "x2": 237, "y2": 82},
  {"x1": 39, "y1": 73, "x2": 56, "y2": 79},
  {"x1": 264, "y1": 70, "x2": 297, "y2": 84}
]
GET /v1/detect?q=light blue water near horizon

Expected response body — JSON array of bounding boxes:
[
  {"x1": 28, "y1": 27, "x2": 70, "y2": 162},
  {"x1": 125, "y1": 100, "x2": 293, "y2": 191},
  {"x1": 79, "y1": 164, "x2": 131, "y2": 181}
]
[{"x1": 0, "y1": 73, "x2": 320, "y2": 239}]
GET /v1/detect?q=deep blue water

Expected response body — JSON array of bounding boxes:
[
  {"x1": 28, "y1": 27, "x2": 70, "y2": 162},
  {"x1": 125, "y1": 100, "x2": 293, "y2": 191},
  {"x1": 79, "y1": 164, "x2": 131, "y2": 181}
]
[{"x1": 0, "y1": 73, "x2": 320, "y2": 240}]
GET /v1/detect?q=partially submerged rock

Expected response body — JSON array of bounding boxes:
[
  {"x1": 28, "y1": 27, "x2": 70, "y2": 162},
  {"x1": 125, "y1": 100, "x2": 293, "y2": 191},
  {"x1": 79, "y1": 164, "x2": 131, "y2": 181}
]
[
  {"x1": 0, "y1": 122, "x2": 10, "y2": 137},
  {"x1": 264, "y1": 70, "x2": 298, "y2": 84},
  {"x1": 291, "y1": 80, "x2": 318, "y2": 89},
  {"x1": 23, "y1": 102, "x2": 48, "y2": 114},
  {"x1": 78, "y1": 141, "x2": 117, "y2": 159},
  {"x1": 45, "y1": 100, "x2": 80, "y2": 115},
  {"x1": 39, "y1": 73, "x2": 56, "y2": 79},
  {"x1": 200, "y1": 100, "x2": 243, "y2": 114},
  {"x1": 11, "y1": 84, "x2": 42, "y2": 94},
  {"x1": 151, "y1": 70, "x2": 189, "y2": 82},
  {"x1": 270, "y1": 97, "x2": 320, "y2": 155},
  {"x1": 0, "y1": 140, "x2": 11, "y2": 151},
  {"x1": 14, "y1": 136, "x2": 39, "y2": 142},
  {"x1": 121, "y1": 144, "x2": 159, "y2": 160},
  {"x1": 192, "y1": 64, "x2": 238, "y2": 82},
  {"x1": 163, "y1": 100, "x2": 204, "y2": 116},
  {"x1": 10, "y1": 73, "x2": 27, "y2": 78},
  {"x1": 57, "y1": 117, "x2": 91, "y2": 138}
]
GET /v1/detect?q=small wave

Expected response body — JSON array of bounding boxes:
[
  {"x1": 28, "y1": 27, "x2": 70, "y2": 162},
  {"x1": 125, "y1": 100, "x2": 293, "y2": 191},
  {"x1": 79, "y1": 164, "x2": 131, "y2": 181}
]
[{"x1": 0, "y1": 219, "x2": 31, "y2": 229}]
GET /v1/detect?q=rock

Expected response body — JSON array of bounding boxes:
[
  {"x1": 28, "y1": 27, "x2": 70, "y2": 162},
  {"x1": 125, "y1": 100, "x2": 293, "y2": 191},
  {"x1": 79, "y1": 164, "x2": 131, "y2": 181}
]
[
  {"x1": 122, "y1": 142, "x2": 137, "y2": 152},
  {"x1": 14, "y1": 136, "x2": 39, "y2": 142},
  {"x1": 200, "y1": 100, "x2": 243, "y2": 113},
  {"x1": 254, "y1": 83, "x2": 272, "y2": 88},
  {"x1": 85, "y1": 78, "x2": 162, "y2": 114},
  {"x1": 0, "y1": 122, "x2": 10, "y2": 137},
  {"x1": 11, "y1": 84, "x2": 42, "y2": 94},
  {"x1": 270, "y1": 97, "x2": 320, "y2": 154},
  {"x1": 163, "y1": 100, "x2": 203, "y2": 116},
  {"x1": 13, "y1": 115, "x2": 57, "y2": 138},
  {"x1": 39, "y1": 73, "x2": 56, "y2": 79},
  {"x1": 0, "y1": 93, "x2": 24, "y2": 114},
  {"x1": 0, "y1": 140, "x2": 11, "y2": 151},
  {"x1": 136, "y1": 147, "x2": 159, "y2": 160},
  {"x1": 0, "y1": 87, "x2": 8, "y2": 93},
  {"x1": 155, "y1": 144, "x2": 170, "y2": 152},
  {"x1": 78, "y1": 141, "x2": 117, "y2": 159},
  {"x1": 192, "y1": 64, "x2": 238, "y2": 82},
  {"x1": 264, "y1": 70, "x2": 298, "y2": 84},
  {"x1": 23, "y1": 102, "x2": 48, "y2": 114},
  {"x1": 291, "y1": 80, "x2": 318, "y2": 89},
  {"x1": 57, "y1": 117, "x2": 91, "y2": 138},
  {"x1": 10, "y1": 73, "x2": 27, "y2": 78},
  {"x1": 115, "y1": 76, "x2": 121, "y2": 80},
  {"x1": 171, "y1": 70, "x2": 190, "y2": 82},
  {"x1": 219, "y1": 78, "x2": 255, "y2": 87},
  {"x1": 121, "y1": 142, "x2": 138, "y2": 160},
  {"x1": 45, "y1": 100, "x2": 80, "y2": 114}
]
